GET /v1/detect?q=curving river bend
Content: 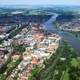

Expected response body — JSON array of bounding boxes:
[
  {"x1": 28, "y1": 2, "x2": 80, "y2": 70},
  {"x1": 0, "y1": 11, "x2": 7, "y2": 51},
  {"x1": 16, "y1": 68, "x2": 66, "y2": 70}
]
[{"x1": 44, "y1": 14, "x2": 80, "y2": 56}]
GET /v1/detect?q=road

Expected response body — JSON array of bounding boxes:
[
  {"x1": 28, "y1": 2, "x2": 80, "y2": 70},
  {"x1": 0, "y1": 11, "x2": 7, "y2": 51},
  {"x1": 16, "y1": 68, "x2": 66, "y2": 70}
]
[{"x1": 44, "y1": 14, "x2": 80, "y2": 55}]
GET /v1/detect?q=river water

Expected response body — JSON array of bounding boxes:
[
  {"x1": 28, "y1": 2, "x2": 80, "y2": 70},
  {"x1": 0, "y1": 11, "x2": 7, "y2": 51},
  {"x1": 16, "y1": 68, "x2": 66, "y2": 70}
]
[{"x1": 44, "y1": 14, "x2": 80, "y2": 56}]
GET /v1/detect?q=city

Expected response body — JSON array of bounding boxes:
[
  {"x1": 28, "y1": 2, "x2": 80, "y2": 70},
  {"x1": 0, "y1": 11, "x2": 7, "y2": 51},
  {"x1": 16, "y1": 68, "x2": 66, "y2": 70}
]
[{"x1": 0, "y1": 0, "x2": 80, "y2": 80}]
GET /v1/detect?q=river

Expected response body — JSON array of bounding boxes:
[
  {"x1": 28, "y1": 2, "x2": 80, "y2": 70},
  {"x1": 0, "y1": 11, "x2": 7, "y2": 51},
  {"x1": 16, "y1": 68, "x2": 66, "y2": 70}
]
[{"x1": 44, "y1": 14, "x2": 80, "y2": 56}]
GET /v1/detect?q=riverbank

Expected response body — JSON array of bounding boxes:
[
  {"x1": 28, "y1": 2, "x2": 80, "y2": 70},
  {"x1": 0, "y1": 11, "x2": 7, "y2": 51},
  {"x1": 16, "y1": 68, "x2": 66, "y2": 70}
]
[
  {"x1": 44, "y1": 14, "x2": 80, "y2": 55},
  {"x1": 70, "y1": 31, "x2": 80, "y2": 41}
]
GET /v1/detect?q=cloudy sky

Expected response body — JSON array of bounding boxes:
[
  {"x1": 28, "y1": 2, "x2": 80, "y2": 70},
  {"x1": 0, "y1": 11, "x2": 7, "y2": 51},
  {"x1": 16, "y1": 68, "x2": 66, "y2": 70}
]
[{"x1": 0, "y1": 0, "x2": 80, "y2": 5}]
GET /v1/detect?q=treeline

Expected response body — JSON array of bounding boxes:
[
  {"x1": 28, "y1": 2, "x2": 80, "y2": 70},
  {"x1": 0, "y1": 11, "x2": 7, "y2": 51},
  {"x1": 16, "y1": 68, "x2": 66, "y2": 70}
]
[{"x1": 56, "y1": 14, "x2": 75, "y2": 22}]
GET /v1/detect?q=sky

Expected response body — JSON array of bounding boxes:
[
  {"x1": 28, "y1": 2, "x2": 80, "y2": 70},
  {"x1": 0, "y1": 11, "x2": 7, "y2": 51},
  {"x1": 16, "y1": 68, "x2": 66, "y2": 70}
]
[{"x1": 0, "y1": 0, "x2": 80, "y2": 5}]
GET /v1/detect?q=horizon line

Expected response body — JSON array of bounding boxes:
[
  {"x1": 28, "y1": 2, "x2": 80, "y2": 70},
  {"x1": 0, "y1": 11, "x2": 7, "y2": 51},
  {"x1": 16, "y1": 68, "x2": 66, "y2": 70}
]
[{"x1": 0, "y1": 4, "x2": 80, "y2": 6}]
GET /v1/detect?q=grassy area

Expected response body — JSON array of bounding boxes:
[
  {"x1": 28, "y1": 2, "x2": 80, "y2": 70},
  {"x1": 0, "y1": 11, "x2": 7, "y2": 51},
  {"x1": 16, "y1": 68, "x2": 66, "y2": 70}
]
[
  {"x1": 5, "y1": 59, "x2": 21, "y2": 75},
  {"x1": 0, "y1": 38, "x2": 3, "y2": 44},
  {"x1": 61, "y1": 70, "x2": 69, "y2": 80},
  {"x1": 29, "y1": 41, "x2": 80, "y2": 80},
  {"x1": 12, "y1": 44, "x2": 26, "y2": 54},
  {"x1": 0, "y1": 74, "x2": 5, "y2": 80},
  {"x1": 70, "y1": 32, "x2": 80, "y2": 41},
  {"x1": 70, "y1": 58, "x2": 79, "y2": 67},
  {"x1": 28, "y1": 67, "x2": 40, "y2": 80},
  {"x1": 8, "y1": 27, "x2": 22, "y2": 38},
  {"x1": 0, "y1": 57, "x2": 21, "y2": 80},
  {"x1": 28, "y1": 65, "x2": 44, "y2": 80}
]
